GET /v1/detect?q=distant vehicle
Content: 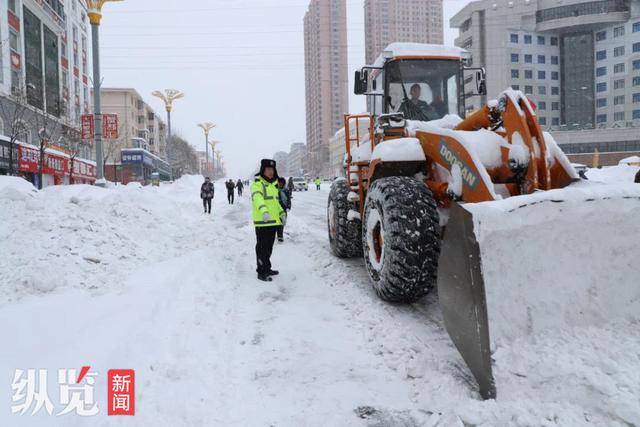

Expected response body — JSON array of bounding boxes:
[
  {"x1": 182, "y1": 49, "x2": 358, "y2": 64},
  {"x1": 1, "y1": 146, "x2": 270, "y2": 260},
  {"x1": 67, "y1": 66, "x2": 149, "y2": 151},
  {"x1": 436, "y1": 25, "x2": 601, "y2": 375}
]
[{"x1": 291, "y1": 177, "x2": 308, "y2": 191}]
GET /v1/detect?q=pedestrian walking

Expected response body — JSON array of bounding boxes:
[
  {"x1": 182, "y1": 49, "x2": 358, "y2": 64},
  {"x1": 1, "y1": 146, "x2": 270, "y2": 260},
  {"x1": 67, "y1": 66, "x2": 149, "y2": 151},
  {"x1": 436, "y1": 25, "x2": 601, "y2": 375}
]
[
  {"x1": 276, "y1": 177, "x2": 291, "y2": 242},
  {"x1": 251, "y1": 159, "x2": 285, "y2": 282},
  {"x1": 314, "y1": 177, "x2": 321, "y2": 190},
  {"x1": 236, "y1": 179, "x2": 244, "y2": 196},
  {"x1": 635, "y1": 169, "x2": 640, "y2": 184},
  {"x1": 200, "y1": 177, "x2": 214, "y2": 214},
  {"x1": 226, "y1": 179, "x2": 235, "y2": 204},
  {"x1": 287, "y1": 177, "x2": 294, "y2": 200}
]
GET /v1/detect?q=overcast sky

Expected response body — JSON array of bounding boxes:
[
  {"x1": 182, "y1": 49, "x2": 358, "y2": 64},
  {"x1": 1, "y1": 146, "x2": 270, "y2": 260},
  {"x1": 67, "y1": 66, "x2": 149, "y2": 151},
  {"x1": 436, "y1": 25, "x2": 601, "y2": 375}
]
[{"x1": 99, "y1": 0, "x2": 469, "y2": 177}]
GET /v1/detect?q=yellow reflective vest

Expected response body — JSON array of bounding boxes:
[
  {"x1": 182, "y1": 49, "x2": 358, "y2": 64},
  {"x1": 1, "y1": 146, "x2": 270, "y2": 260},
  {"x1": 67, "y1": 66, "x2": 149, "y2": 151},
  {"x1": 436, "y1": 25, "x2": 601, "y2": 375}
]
[{"x1": 251, "y1": 176, "x2": 284, "y2": 227}]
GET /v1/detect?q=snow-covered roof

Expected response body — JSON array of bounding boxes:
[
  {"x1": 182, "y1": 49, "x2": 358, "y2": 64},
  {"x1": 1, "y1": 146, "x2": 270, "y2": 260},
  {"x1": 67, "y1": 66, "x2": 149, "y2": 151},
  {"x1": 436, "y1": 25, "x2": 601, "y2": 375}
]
[{"x1": 372, "y1": 43, "x2": 468, "y2": 68}]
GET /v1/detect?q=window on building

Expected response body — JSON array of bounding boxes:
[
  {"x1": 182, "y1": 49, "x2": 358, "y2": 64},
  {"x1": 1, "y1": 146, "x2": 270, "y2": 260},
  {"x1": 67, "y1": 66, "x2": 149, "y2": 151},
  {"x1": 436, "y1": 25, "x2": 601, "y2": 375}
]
[
  {"x1": 551, "y1": 55, "x2": 559, "y2": 65},
  {"x1": 634, "y1": 110, "x2": 640, "y2": 119},
  {"x1": 538, "y1": 101, "x2": 547, "y2": 110},
  {"x1": 634, "y1": 60, "x2": 640, "y2": 70},
  {"x1": 552, "y1": 117, "x2": 560, "y2": 126},
  {"x1": 596, "y1": 114, "x2": 607, "y2": 123},
  {"x1": 614, "y1": 79, "x2": 625, "y2": 89},
  {"x1": 614, "y1": 111, "x2": 625, "y2": 121},
  {"x1": 511, "y1": 84, "x2": 520, "y2": 90},
  {"x1": 539, "y1": 117, "x2": 547, "y2": 125},
  {"x1": 634, "y1": 22, "x2": 640, "y2": 33},
  {"x1": 614, "y1": 63, "x2": 625, "y2": 73},
  {"x1": 633, "y1": 93, "x2": 640, "y2": 103},
  {"x1": 524, "y1": 54, "x2": 532, "y2": 63},
  {"x1": 539, "y1": 86, "x2": 546, "y2": 95},
  {"x1": 634, "y1": 76, "x2": 640, "y2": 86},
  {"x1": 551, "y1": 86, "x2": 559, "y2": 95},
  {"x1": 511, "y1": 53, "x2": 519, "y2": 63},
  {"x1": 525, "y1": 70, "x2": 533, "y2": 79},
  {"x1": 614, "y1": 95, "x2": 625, "y2": 105},
  {"x1": 524, "y1": 34, "x2": 532, "y2": 44},
  {"x1": 596, "y1": 50, "x2": 607, "y2": 60},
  {"x1": 551, "y1": 71, "x2": 559, "y2": 80},
  {"x1": 8, "y1": 0, "x2": 16, "y2": 13},
  {"x1": 597, "y1": 82, "x2": 607, "y2": 92},
  {"x1": 9, "y1": 31, "x2": 18, "y2": 51},
  {"x1": 596, "y1": 66, "x2": 607, "y2": 77},
  {"x1": 595, "y1": 30, "x2": 606, "y2": 41},
  {"x1": 614, "y1": 46, "x2": 625, "y2": 57},
  {"x1": 524, "y1": 85, "x2": 533, "y2": 94},
  {"x1": 538, "y1": 55, "x2": 546, "y2": 64},
  {"x1": 537, "y1": 35, "x2": 545, "y2": 45},
  {"x1": 597, "y1": 98, "x2": 607, "y2": 107},
  {"x1": 552, "y1": 102, "x2": 559, "y2": 110},
  {"x1": 613, "y1": 26, "x2": 625, "y2": 37},
  {"x1": 511, "y1": 69, "x2": 520, "y2": 78},
  {"x1": 550, "y1": 37, "x2": 558, "y2": 46},
  {"x1": 633, "y1": 42, "x2": 640, "y2": 53},
  {"x1": 510, "y1": 33, "x2": 519, "y2": 43},
  {"x1": 538, "y1": 70, "x2": 546, "y2": 79}
]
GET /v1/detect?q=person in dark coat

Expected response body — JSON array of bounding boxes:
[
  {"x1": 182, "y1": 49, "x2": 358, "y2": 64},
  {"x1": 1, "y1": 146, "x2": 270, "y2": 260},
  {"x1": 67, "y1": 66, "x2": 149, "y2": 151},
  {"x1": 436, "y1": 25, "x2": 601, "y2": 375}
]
[
  {"x1": 226, "y1": 179, "x2": 235, "y2": 204},
  {"x1": 635, "y1": 169, "x2": 640, "y2": 184},
  {"x1": 236, "y1": 179, "x2": 244, "y2": 196},
  {"x1": 200, "y1": 177, "x2": 214, "y2": 214},
  {"x1": 276, "y1": 177, "x2": 291, "y2": 242},
  {"x1": 578, "y1": 169, "x2": 588, "y2": 180},
  {"x1": 286, "y1": 177, "x2": 294, "y2": 202}
]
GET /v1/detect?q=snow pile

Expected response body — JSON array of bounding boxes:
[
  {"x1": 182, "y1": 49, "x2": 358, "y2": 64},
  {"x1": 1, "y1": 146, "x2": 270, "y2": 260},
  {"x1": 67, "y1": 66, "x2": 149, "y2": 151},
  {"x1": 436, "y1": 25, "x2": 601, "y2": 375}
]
[
  {"x1": 0, "y1": 175, "x2": 211, "y2": 303},
  {"x1": 587, "y1": 164, "x2": 639, "y2": 183},
  {"x1": 370, "y1": 137, "x2": 425, "y2": 162}
]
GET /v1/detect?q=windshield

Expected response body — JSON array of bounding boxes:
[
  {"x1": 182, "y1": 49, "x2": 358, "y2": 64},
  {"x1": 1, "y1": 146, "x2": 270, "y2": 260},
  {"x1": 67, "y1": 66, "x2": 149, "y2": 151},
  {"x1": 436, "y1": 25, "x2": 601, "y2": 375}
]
[{"x1": 385, "y1": 59, "x2": 461, "y2": 121}]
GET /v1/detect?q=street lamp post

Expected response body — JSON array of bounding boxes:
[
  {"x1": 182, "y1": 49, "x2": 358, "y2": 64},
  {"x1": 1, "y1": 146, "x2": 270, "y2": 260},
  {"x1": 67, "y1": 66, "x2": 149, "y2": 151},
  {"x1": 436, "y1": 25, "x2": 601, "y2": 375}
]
[
  {"x1": 86, "y1": 0, "x2": 123, "y2": 185},
  {"x1": 197, "y1": 123, "x2": 215, "y2": 175},
  {"x1": 214, "y1": 150, "x2": 222, "y2": 179},
  {"x1": 152, "y1": 89, "x2": 184, "y2": 180},
  {"x1": 208, "y1": 140, "x2": 221, "y2": 176}
]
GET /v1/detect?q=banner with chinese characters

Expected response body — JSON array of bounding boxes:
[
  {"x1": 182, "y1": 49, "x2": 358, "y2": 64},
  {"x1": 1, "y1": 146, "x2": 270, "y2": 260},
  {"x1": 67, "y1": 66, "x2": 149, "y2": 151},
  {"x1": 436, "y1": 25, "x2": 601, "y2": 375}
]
[{"x1": 81, "y1": 114, "x2": 119, "y2": 140}]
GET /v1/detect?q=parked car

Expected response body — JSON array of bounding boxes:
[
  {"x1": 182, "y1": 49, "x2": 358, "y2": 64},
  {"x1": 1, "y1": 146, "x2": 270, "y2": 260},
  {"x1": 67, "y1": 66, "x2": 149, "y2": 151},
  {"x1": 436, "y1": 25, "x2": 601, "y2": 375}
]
[{"x1": 291, "y1": 177, "x2": 308, "y2": 191}]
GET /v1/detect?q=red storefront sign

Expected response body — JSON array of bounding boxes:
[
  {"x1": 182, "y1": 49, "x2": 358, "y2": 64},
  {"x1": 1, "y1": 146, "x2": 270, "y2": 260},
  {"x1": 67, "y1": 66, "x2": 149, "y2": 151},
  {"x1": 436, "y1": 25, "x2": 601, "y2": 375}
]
[
  {"x1": 8, "y1": 10, "x2": 20, "y2": 31},
  {"x1": 18, "y1": 145, "x2": 68, "y2": 176},
  {"x1": 10, "y1": 51, "x2": 21, "y2": 69},
  {"x1": 81, "y1": 114, "x2": 94, "y2": 140},
  {"x1": 103, "y1": 114, "x2": 119, "y2": 139},
  {"x1": 71, "y1": 159, "x2": 96, "y2": 181}
]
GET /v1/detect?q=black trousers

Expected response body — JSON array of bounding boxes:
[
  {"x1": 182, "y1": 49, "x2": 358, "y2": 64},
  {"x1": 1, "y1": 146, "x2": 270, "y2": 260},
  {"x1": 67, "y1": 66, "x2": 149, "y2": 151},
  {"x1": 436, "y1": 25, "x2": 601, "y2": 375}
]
[
  {"x1": 255, "y1": 226, "x2": 277, "y2": 275},
  {"x1": 202, "y1": 198, "x2": 212, "y2": 213},
  {"x1": 238, "y1": 188, "x2": 243, "y2": 196},
  {"x1": 227, "y1": 192, "x2": 234, "y2": 204},
  {"x1": 276, "y1": 225, "x2": 284, "y2": 240}
]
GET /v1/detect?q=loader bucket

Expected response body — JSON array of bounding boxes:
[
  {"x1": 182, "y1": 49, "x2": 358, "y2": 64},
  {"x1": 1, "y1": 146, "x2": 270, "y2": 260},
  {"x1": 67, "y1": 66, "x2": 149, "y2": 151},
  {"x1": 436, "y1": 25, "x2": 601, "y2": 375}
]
[
  {"x1": 437, "y1": 182, "x2": 640, "y2": 401},
  {"x1": 437, "y1": 202, "x2": 495, "y2": 400}
]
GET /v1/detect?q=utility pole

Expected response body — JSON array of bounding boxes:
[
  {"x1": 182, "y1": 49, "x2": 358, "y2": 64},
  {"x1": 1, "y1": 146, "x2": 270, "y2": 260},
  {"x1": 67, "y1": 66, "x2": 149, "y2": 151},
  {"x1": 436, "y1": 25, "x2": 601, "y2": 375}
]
[
  {"x1": 152, "y1": 89, "x2": 184, "y2": 180},
  {"x1": 87, "y1": 0, "x2": 123, "y2": 185}
]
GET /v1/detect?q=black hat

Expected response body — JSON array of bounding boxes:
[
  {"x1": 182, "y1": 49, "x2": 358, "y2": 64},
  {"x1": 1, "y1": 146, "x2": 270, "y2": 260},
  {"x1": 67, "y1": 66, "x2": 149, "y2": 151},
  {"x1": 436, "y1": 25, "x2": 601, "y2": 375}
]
[{"x1": 257, "y1": 158, "x2": 279, "y2": 180}]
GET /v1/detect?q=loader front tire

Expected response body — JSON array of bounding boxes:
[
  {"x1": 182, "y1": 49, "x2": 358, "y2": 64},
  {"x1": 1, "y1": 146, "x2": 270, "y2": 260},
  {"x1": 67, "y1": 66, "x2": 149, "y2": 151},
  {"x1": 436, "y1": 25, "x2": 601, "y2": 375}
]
[
  {"x1": 328, "y1": 179, "x2": 362, "y2": 258},
  {"x1": 362, "y1": 176, "x2": 440, "y2": 303}
]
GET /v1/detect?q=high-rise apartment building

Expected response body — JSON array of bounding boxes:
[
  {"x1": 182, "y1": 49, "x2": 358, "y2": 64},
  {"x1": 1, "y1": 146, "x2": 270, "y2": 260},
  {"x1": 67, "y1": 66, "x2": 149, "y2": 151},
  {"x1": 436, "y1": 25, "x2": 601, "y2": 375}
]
[
  {"x1": 451, "y1": 0, "x2": 640, "y2": 165},
  {"x1": 304, "y1": 0, "x2": 349, "y2": 176},
  {"x1": 364, "y1": 0, "x2": 444, "y2": 64}
]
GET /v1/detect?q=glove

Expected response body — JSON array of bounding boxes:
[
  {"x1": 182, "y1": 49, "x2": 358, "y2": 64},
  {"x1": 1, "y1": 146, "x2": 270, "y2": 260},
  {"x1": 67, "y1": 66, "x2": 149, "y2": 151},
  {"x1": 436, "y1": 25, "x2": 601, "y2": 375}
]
[
  {"x1": 262, "y1": 212, "x2": 271, "y2": 222},
  {"x1": 280, "y1": 213, "x2": 287, "y2": 226}
]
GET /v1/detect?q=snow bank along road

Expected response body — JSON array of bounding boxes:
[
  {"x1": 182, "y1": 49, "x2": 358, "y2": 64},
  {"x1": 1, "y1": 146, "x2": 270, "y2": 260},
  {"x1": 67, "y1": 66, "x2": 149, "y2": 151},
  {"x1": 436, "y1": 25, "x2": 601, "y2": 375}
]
[{"x1": 0, "y1": 175, "x2": 638, "y2": 426}]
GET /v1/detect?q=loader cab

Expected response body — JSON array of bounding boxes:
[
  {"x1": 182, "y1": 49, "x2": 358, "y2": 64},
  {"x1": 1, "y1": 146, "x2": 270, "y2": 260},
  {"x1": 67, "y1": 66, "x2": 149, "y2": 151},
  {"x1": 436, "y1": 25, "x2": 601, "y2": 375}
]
[{"x1": 355, "y1": 54, "x2": 486, "y2": 123}]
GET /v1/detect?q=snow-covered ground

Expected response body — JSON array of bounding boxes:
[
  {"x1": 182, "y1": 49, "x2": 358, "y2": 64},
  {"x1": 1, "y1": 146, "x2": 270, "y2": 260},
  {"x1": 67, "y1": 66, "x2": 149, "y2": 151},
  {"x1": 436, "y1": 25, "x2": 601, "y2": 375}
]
[{"x1": 1, "y1": 175, "x2": 639, "y2": 426}]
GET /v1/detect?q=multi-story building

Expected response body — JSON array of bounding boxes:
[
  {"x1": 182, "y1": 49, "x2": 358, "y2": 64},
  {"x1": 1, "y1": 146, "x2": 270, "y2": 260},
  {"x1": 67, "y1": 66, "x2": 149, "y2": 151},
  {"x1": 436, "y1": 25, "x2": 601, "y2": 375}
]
[
  {"x1": 99, "y1": 88, "x2": 167, "y2": 162},
  {"x1": 364, "y1": 0, "x2": 444, "y2": 64},
  {"x1": 287, "y1": 142, "x2": 307, "y2": 177},
  {"x1": 451, "y1": 0, "x2": 640, "y2": 165},
  {"x1": 304, "y1": 0, "x2": 349, "y2": 176},
  {"x1": 273, "y1": 151, "x2": 289, "y2": 176},
  {"x1": 0, "y1": 0, "x2": 95, "y2": 185}
]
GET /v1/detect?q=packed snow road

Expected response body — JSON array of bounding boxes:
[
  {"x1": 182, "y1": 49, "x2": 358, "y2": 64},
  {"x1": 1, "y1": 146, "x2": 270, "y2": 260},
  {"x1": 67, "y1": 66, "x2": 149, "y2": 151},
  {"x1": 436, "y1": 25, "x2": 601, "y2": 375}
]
[{"x1": 0, "y1": 175, "x2": 638, "y2": 426}]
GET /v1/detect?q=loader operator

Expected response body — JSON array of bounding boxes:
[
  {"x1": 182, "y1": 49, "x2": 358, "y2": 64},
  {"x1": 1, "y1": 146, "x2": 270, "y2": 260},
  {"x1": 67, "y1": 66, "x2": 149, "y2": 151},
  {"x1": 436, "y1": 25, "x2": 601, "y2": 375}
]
[
  {"x1": 251, "y1": 159, "x2": 285, "y2": 282},
  {"x1": 399, "y1": 83, "x2": 439, "y2": 122}
]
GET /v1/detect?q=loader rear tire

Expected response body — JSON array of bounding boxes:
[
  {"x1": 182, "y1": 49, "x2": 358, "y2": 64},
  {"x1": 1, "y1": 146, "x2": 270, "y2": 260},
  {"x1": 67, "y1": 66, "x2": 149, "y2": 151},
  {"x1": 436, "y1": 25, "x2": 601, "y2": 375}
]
[
  {"x1": 328, "y1": 179, "x2": 362, "y2": 258},
  {"x1": 362, "y1": 176, "x2": 440, "y2": 303}
]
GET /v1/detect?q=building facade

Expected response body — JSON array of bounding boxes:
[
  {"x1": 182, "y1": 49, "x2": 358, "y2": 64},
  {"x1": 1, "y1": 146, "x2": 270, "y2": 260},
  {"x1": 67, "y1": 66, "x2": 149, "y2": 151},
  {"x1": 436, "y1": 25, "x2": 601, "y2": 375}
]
[
  {"x1": 451, "y1": 0, "x2": 640, "y2": 164},
  {"x1": 0, "y1": 0, "x2": 95, "y2": 186},
  {"x1": 287, "y1": 142, "x2": 307, "y2": 177},
  {"x1": 364, "y1": 0, "x2": 444, "y2": 64},
  {"x1": 304, "y1": 0, "x2": 349, "y2": 176},
  {"x1": 273, "y1": 150, "x2": 289, "y2": 177}
]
